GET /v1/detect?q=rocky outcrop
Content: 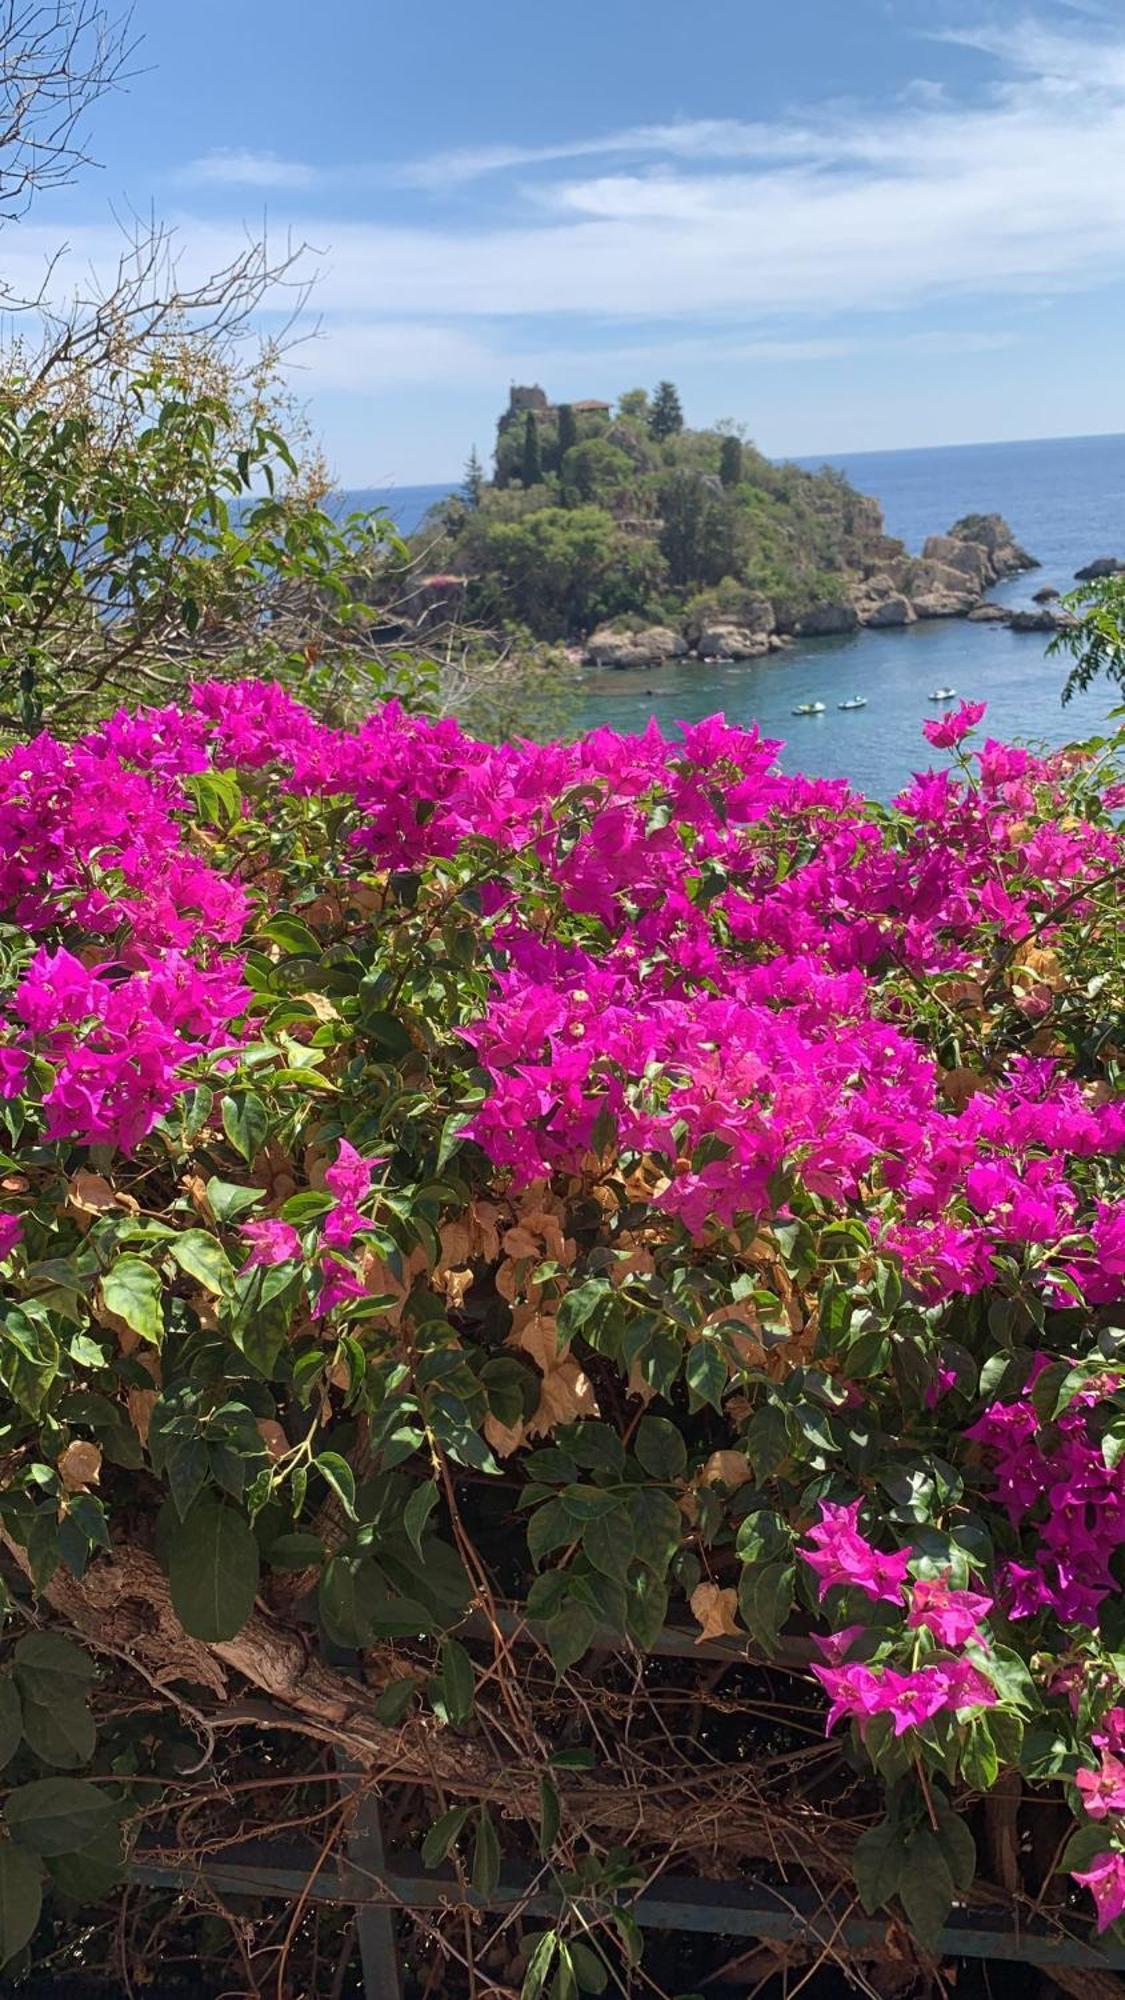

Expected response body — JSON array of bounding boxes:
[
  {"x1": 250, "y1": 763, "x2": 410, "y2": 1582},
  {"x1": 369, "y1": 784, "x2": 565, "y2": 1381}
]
[
  {"x1": 967, "y1": 602, "x2": 1012, "y2": 623},
  {"x1": 1033, "y1": 586, "x2": 1060, "y2": 604},
  {"x1": 585, "y1": 625, "x2": 686, "y2": 669},
  {"x1": 922, "y1": 535, "x2": 990, "y2": 586},
  {"x1": 949, "y1": 514, "x2": 1039, "y2": 579},
  {"x1": 1075, "y1": 556, "x2": 1125, "y2": 581},
  {"x1": 860, "y1": 593, "x2": 916, "y2": 628},
  {"x1": 791, "y1": 601, "x2": 860, "y2": 637},
  {"x1": 1008, "y1": 605, "x2": 1077, "y2": 634},
  {"x1": 697, "y1": 623, "x2": 772, "y2": 659}
]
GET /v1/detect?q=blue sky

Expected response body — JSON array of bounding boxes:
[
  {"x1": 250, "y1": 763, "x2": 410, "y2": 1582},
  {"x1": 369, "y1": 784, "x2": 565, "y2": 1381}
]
[{"x1": 14, "y1": 0, "x2": 1125, "y2": 482}]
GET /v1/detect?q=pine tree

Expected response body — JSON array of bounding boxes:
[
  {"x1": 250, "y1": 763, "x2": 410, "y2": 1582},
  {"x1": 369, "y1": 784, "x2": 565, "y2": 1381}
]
[
  {"x1": 521, "y1": 411, "x2": 543, "y2": 487},
  {"x1": 462, "y1": 446, "x2": 484, "y2": 509},
  {"x1": 557, "y1": 402, "x2": 578, "y2": 461},
  {"x1": 719, "y1": 434, "x2": 743, "y2": 488},
  {"x1": 649, "y1": 380, "x2": 684, "y2": 441}
]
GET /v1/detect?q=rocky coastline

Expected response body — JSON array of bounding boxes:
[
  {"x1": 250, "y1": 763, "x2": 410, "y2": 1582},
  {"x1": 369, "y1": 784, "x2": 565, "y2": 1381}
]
[{"x1": 583, "y1": 512, "x2": 1054, "y2": 669}]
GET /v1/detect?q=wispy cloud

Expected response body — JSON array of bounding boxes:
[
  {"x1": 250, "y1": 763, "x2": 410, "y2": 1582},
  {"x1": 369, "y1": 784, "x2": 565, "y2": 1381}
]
[
  {"x1": 180, "y1": 148, "x2": 318, "y2": 190},
  {"x1": 24, "y1": 20, "x2": 1125, "y2": 368}
]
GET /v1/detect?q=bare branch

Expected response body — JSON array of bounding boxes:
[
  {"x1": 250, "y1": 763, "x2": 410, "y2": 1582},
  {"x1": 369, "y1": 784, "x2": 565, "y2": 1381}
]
[{"x1": 0, "y1": 1, "x2": 135, "y2": 218}]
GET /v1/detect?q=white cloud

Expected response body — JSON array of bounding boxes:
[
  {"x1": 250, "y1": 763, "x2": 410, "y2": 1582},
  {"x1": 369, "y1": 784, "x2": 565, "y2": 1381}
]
[
  {"x1": 13, "y1": 18, "x2": 1125, "y2": 371},
  {"x1": 180, "y1": 148, "x2": 317, "y2": 190}
]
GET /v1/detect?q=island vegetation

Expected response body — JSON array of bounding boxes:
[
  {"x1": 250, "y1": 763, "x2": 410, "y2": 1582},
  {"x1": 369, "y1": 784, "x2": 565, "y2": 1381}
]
[{"x1": 413, "y1": 383, "x2": 1038, "y2": 667}]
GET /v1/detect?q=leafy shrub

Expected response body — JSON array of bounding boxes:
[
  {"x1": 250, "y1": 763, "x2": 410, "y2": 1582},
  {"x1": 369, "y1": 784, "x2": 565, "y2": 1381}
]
[{"x1": 0, "y1": 689, "x2": 1123, "y2": 1985}]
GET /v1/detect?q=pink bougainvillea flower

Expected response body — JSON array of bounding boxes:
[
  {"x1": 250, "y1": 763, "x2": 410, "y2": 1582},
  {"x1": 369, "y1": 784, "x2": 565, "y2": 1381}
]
[
  {"x1": 800, "y1": 1500, "x2": 911, "y2": 1605},
  {"x1": 0, "y1": 1212, "x2": 22, "y2": 1259},
  {"x1": 322, "y1": 1139, "x2": 385, "y2": 1249},
  {"x1": 907, "y1": 1573, "x2": 993, "y2": 1649},
  {"x1": 812, "y1": 1658, "x2": 996, "y2": 1738},
  {"x1": 922, "y1": 699, "x2": 988, "y2": 751},
  {"x1": 0, "y1": 1048, "x2": 27, "y2": 1098},
  {"x1": 239, "y1": 1218, "x2": 301, "y2": 1270},
  {"x1": 1073, "y1": 1851, "x2": 1125, "y2": 1933},
  {"x1": 1076, "y1": 1752, "x2": 1125, "y2": 1821}
]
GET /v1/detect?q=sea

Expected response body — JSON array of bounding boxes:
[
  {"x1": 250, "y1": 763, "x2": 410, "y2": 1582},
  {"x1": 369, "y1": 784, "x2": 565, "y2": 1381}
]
[{"x1": 346, "y1": 431, "x2": 1125, "y2": 801}]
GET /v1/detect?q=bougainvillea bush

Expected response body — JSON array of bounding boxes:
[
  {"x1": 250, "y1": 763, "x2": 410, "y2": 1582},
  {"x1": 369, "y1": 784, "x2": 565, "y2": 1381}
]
[{"x1": 0, "y1": 684, "x2": 1123, "y2": 1992}]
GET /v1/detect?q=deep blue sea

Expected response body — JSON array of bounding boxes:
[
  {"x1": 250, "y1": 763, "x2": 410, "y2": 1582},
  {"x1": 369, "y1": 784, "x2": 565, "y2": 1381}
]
[{"x1": 348, "y1": 432, "x2": 1125, "y2": 800}]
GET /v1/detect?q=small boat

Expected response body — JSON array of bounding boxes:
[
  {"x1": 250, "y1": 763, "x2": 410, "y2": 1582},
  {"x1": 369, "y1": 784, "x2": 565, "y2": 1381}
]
[
  {"x1": 928, "y1": 687, "x2": 957, "y2": 701},
  {"x1": 838, "y1": 696, "x2": 867, "y2": 710},
  {"x1": 791, "y1": 700, "x2": 826, "y2": 715}
]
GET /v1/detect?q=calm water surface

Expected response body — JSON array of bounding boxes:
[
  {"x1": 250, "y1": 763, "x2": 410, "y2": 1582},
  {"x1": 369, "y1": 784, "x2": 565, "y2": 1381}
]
[{"x1": 354, "y1": 434, "x2": 1125, "y2": 800}]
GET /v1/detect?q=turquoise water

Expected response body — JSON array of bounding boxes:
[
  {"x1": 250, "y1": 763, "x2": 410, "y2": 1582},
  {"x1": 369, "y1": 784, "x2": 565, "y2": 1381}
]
[{"x1": 350, "y1": 433, "x2": 1125, "y2": 799}]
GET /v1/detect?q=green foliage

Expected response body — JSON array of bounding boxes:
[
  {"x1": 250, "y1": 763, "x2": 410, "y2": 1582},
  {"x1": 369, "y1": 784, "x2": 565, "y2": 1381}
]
[
  {"x1": 719, "y1": 434, "x2": 743, "y2": 488},
  {"x1": 1051, "y1": 573, "x2": 1125, "y2": 701},
  {"x1": 522, "y1": 411, "x2": 544, "y2": 489},
  {"x1": 648, "y1": 380, "x2": 684, "y2": 441},
  {"x1": 0, "y1": 365, "x2": 400, "y2": 734},
  {"x1": 557, "y1": 404, "x2": 579, "y2": 459},
  {"x1": 430, "y1": 381, "x2": 894, "y2": 642}
]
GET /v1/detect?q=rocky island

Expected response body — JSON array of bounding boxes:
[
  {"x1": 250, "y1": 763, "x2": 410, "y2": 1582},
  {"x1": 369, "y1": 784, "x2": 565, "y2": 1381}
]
[{"x1": 413, "y1": 384, "x2": 1042, "y2": 669}]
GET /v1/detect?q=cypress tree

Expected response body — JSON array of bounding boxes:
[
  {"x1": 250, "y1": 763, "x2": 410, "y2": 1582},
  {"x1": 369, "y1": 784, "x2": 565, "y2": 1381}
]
[
  {"x1": 462, "y1": 445, "x2": 484, "y2": 508},
  {"x1": 719, "y1": 434, "x2": 743, "y2": 488},
  {"x1": 649, "y1": 380, "x2": 684, "y2": 441},
  {"x1": 557, "y1": 402, "x2": 578, "y2": 460},
  {"x1": 521, "y1": 411, "x2": 543, "y2": 487}
]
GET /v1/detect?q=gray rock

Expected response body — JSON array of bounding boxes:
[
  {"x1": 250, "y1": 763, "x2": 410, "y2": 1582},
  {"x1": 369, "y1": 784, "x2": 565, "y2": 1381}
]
[
  {"x1": 1008, "y1": 605, "x2": 1077, "y2": 634},
  {"x1": 792, "y1": 601, "x2": 860, "y2": 636},
  {"x1": 1075, "y1": 556, "x2": 1125, "y2": 581},
  {"x1": 1032, "y1": 585, "x2": 1060, "y2": 603},
  {"x1": 862, "y1": 594, "x2": 916, "y2": 627},
  {"x1": 967, "y1": 602, "x2": 1012, "y2": 623},
  {"x1": 949, "y1": 513, "x2": 1040, "y2": 576},
  {"x1": 585, "y1": 625, "x2": 687, "y2": 668},
  {"x1": 697, "y1": 621, "x2": 772, "y2": 659},
  {"x1": 922, "y1": 535, "x2": 990, "y2": 585},
  {"x1": 913, "y1": 589, "x2": 979, "y2": 619}
]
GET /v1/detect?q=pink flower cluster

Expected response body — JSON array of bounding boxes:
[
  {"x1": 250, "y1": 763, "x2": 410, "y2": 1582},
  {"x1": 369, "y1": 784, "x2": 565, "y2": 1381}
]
[
  {"x1": 968, "y1": 1384, "x2": 1125, "y2": 1628},
  {"x1": 800, "y1": 1504, "x2": 998, "y2": 1739}
]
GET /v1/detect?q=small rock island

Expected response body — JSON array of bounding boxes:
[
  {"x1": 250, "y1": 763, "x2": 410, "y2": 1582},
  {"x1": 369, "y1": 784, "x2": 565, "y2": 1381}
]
[{"x1": 413, "y1": 384, "x2": 1042, "y2": 667}]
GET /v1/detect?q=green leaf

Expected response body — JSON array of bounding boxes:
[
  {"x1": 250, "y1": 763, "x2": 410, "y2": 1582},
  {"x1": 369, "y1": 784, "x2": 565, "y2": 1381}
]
[
  {"x1": 0, "y1": 1310, "x2": 60, "y2": 1415},
  {"x1": 961, "y1": 1716, "x2": 1000, "y2": 1791},
  {"x1": 0, "y1": 1842, "x2": 41, "y2": 1963},
  {"x1": 403, "y1": 1481, "x2": 439, "y2": 1558},
  {"x1": 100, "y1": 1256, "x2": 163, "y2": 1344},
  {"x1": 374, "y1": 1677, "x2": 416, "y2": 1726},
  {"x1": 168, "y1": 1499, "x2": 260, "y2": 1642},
  {"x1": 5, "y1": 1777, "x2": 117, "y2": 1857},
  {"x1": 521, "y1": 1931, "x2": 558, "y2": 2000},
  {"x1": 624, "y1": 1567, "x2": 668, "y2": 1651},
  {"x1": 0, "y1": 1682, "x2": 22, "y2": 1773},
  {"x1": 471, "y1": 1807, "x2": 501, "y2": 1897},
  {"x1": 582, "y1": 1509, "x2": 634, "y2": 1583},
  {"x1": 221, "y1": 1091, "x2": 269, "y2": 1165},
  {"x1": 852, "y1": 1818, "x2": 905, "y2": 1914},
  {"x1": 13, "y1": 1633, "x2": 95, "y2": 1707},
  {"x1": 205, "y1": 1179, "x2": 265, "y2": 1224},
  {"x1": 934, "y1": 1807, "x2": 976, "y2": 1895},
  {"x1": 545, "y1": 1603, "x2": 597, "y2": 1674},
  {"x1": 634, "y1": 1415, "x2": 687, "y2": 1481},
  {"x1": 421, "y1": 1804, "x2": 471, "y2": 1869},
  {"x1": 19, "y1": 1695, "x2": 94, "y2": 1770},
  {"x1": 259, "y1": 915, "x2": 321, "y2": 956},
  {"x1": 266, "y1": 1531, "x2": 325, "y2": 1572},
  {"x1": 167, "y1": 1231, "x2": 233, "y2": 1296},
  {"x1": 315, "y1": 1452, "x2": 357, "y2": 1519},
  {"x1": 538, "y1": 1777, "x2": 560, "y2": 1858},
  {"x1": 439, "y1": 1638, "x2": 475, "y2": 1725},
  {"x1": 569, "y1": 1941, "x2": 609, "y2": 1995},
  {"x1": 897, "y1": 1830, "x2": 954, "y2": 1950},
  {"x1": 737, "y1": 1561, "x2": 794, "y2": 1653}
]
